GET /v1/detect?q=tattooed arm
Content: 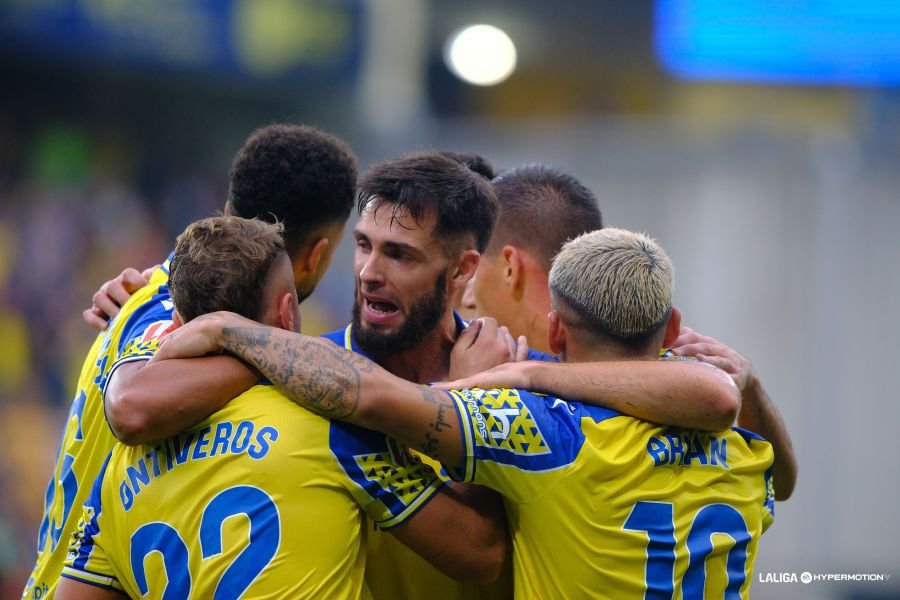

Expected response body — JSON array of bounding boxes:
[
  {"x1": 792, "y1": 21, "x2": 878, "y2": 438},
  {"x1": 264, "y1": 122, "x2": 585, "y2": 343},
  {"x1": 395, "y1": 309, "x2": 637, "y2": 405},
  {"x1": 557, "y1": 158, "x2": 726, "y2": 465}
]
[
  {"x1": 155, "y1": 312, "x2": 468, "y2": 467},
  {"x1": 154, "y1": 312, "x2": 506, "y2": 580},
  {"x1": 106, "y1": 356, "x2": 257, "y2": 445}
]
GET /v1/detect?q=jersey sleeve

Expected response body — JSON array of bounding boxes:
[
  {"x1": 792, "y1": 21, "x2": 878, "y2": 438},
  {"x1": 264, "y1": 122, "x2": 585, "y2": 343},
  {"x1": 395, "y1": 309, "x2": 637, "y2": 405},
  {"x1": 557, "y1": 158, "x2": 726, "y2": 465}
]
[
  {"x1": 100, "y1": 290, "x2": 176, "y2": 397},
  {"x1": 329, "y1": 422, "x2": 445, "y2": 530},
  {"x1": 61, "y1": 453, "x2": 125, "y2": 592},
  {"x1": 732, "y1": 426, "x2": 776, "y2": 534},
  {"x1": 446, "y1": 388, "x2": 592, "y2": 502}
]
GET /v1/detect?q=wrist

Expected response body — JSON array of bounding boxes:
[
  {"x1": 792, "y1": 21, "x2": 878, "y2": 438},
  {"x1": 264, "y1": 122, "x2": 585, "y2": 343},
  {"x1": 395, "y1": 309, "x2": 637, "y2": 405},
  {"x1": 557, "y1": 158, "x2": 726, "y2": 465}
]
[
  {"x1": 215, "y1": 313, "x2": 249, "y2": 354},
  {"x1": 520, "y1": 361, "x2": 542, "y2": 391}
]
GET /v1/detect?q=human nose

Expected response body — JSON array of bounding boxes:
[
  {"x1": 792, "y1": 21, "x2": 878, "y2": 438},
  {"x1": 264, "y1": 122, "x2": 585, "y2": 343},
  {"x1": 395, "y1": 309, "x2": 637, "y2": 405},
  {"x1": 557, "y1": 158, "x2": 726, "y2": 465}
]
[{"x1": 357, "y1": 249, "x2": 384, "y2": 286}]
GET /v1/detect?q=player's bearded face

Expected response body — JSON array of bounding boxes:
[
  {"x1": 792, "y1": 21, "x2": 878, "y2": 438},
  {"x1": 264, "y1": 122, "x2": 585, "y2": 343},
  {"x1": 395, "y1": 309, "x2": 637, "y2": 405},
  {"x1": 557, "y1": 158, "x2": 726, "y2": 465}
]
[{"x1": 353, "y1": 271, "x2": 448, "y2": 356}]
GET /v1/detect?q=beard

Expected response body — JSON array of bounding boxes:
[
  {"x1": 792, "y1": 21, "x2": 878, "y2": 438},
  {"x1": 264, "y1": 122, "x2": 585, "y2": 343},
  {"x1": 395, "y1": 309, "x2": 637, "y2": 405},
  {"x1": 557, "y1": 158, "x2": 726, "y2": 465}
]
[{"x1": 352, "y1": 272, "x2": 448, "y2": 358}]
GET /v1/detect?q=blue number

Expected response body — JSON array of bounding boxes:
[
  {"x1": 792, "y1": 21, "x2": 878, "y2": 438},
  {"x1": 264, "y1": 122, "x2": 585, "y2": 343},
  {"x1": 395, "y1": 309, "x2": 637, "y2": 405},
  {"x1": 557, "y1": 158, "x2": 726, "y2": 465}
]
[
  {"x1": 129, "y1": 486, "x2": 280, "y2": 598},
  {"x1": 623, "y1": 502, "x2": 675, "y2": 600},
  {"x1": 684, "y1": 505, "x2": 750, "y2": 599},
  {"x1": 200, "y1": 486, "x2": 280, "y2": 599},
  {"x1": 131, "y1": 523, "x2": 191, "y2": 599},
  {"x1": 37, "y1": 390, "x2": 87, "y2": 552},
  {"x1": 624, "y1": 501, "x2": 751, "y2": 599}
]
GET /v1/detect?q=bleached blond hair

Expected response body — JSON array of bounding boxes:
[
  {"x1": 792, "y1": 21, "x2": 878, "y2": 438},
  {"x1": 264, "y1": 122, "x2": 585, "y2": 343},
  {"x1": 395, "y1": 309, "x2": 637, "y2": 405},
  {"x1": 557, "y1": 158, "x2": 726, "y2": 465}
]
[{"x1": 549, "y1": 228, "x2": 673, "y2": 343}]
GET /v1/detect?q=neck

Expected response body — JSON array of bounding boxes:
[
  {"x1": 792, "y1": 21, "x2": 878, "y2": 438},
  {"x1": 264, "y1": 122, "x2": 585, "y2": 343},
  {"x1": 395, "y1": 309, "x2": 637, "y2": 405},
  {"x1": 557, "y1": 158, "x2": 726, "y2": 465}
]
[
  {"x1": 564, "y1": 338, "x2": 659, "y2": 364},
  {"x1": 377, "y1": 312, "x2": 459, "y2": 384},
  {"x1": 511, "y1": 269, "x2": 553, "y2": 354}
]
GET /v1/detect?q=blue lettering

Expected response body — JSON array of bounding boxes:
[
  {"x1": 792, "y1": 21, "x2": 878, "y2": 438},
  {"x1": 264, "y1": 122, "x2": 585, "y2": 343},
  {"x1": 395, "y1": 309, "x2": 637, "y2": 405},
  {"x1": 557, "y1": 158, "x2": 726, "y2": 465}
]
[
  {"x1": 710, "y1": 437, "x2": 728, "y2": 468},
  {"x1": 248, "y1": 427, "x2": 279, "y2": 459},
  {"x1": 210, "y1": 422, "x2": 233, "y2": 457},
  {"x1": 172, "y1": 432, "x2": 196, "y2": 465},
  {"x1": 146, "y1": 448, "x2": 162, "y2": 477},
  {"x1": 163, "y1": 439, "x2": 174, "y2": 472},
  {"x1": 126, "y1": 460, "x2": 151, "y2": 495},
  {"x1": 120, "y1": 480, "x2": 134, "y2": 511},
  {"x1": 684, "y1": 434, "x2": 709, "y2": 466},
  {"x1": 665, "y1": 434, "x2": 686, "y2": 466},
  {"x1": 647, "y1": 437, "x2": 670, "y2": 466},
  {"x1": 192, "y1": 426, "x2": 213, "y2": 460},
  {"x1": 231, "y1": 421, "x2": 254, "y2": 454}
]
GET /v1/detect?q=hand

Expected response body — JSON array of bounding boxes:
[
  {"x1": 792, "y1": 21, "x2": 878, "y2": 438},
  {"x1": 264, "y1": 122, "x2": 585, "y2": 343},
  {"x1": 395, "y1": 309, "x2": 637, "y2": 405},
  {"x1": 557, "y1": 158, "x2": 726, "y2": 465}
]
[
  {"x1": 154, "y1": 312, "x2": 245, "y2": 361},
  {"x1": 436, "y1": 360, "x2": 538, "y2": 392},
  {"x1": 669, "y1": 326, "x2": 754, "y2": 391},
  {"x1": 82, "y1": 265, "x2": 159, "y2": 331},
  {"x1": 448, "y1": 318, "x2": 528, "y2": 381}
]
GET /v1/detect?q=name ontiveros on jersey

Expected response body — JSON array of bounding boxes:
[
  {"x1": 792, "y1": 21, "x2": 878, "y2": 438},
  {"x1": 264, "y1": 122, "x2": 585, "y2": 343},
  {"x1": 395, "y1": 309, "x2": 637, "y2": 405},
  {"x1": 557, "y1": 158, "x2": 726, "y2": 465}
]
[{"x1": 118, "y1": 420, "x2": 279, "y2": 511}]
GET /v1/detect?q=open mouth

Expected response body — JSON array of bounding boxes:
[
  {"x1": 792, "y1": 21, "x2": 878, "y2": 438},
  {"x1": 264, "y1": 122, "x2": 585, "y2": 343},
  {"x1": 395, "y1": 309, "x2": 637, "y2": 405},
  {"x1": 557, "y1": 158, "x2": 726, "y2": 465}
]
[
  {"x1": 366, "y1": 298, "x2": 399, "y2": 315},
  {"x1": 363, "y1": 295, "x2": 401, "y2": 324}
]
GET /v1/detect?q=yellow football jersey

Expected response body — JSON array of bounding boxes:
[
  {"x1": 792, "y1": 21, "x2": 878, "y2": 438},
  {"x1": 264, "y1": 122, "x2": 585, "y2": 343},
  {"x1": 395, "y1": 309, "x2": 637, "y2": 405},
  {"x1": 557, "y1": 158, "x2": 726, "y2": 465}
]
[
  {"x1": 447, "y1": 388, "x2": 776, "y2": 600},
  {"x1": 61, "y1": 384, "x2": 443, "y2": 599},
  {"x1": 23, "y1": 256, "x2": 176, "y2": 600},
  {"x1": 323, "y1": 322, "x2": 514, "y2": 600}
]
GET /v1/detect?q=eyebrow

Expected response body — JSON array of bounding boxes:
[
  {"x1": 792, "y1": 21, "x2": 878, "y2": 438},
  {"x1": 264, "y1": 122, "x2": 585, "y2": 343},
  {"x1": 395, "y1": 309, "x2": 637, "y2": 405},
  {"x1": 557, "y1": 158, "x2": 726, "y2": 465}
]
[{"x1": 354, "y1": 229, "x2": 427, "y2": 259}]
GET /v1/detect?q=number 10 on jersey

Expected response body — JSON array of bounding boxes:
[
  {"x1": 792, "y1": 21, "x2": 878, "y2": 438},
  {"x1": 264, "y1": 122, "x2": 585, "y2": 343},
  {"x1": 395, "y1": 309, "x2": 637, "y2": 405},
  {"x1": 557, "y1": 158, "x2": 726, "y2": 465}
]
[{"x1": 624, "y1": 501, "x2": 752, "y2": 600}]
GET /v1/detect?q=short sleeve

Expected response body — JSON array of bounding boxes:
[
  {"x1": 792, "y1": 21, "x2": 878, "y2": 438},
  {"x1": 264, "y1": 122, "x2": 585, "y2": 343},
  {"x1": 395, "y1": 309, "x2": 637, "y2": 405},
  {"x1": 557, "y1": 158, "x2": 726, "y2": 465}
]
[
  {"x1": 61, "y1": 454, "x2": 125, "y2": 592},
  {"x1": 329, "y1": 422, "x2": 445, "y2": 530},
  {"x1": 446, "y1": 388, "x2": 586, "y2": 502},
  {"x1": 100, "y1": 294, "x2": 176, "y2": 397}
]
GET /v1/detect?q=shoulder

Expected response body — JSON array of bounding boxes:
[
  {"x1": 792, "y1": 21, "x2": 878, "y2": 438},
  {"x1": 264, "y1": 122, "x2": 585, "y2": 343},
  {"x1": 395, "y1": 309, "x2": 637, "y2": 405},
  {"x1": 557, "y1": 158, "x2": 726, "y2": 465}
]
[{"x1": 320, "y1": 324, "x2": 351, "y2": 347}]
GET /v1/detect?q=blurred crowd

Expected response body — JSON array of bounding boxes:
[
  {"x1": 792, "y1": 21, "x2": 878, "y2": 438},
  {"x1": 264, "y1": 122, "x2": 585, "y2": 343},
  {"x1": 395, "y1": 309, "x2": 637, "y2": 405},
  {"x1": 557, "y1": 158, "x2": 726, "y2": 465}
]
[{"x1": 0, "y1": 123, "x2": 222, "y2": 593}]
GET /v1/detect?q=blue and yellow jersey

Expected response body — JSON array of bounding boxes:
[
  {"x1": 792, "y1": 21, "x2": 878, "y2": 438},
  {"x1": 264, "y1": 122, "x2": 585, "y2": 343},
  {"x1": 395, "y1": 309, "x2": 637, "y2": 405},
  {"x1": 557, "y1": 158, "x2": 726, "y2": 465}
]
[
  {"x1": 446, "y1": 387, "x2": 776, "y2": 600},
  {"x1": 23, "y1": 256, "x2": 175, "y2": 600},
  {"x1": 61, "y1": 384, "x2": 443, "y2": 599},
  {"x1": 323, "y1": 317, "x2": 522, "y2": 600}
]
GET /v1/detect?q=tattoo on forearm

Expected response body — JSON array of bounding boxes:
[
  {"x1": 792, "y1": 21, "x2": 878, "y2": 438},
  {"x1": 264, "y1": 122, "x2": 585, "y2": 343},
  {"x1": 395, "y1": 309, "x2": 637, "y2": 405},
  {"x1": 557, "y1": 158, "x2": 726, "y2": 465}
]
[
  {"x1": 419, "y1": 387, "x2": 455, "y2": 460},
  {"x1": 221, "y1": 325, "x2": 375, "y2": 418}
]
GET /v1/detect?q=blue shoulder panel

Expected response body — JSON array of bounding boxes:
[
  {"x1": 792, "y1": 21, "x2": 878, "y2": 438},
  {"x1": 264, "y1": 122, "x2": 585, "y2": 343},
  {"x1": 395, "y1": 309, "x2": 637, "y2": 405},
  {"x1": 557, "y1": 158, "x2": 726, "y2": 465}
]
[
  {"x1": 731, "y1": 425, "x2": 769, "y2": 444},
  {"x1": 113, "y1": 287, "x2": 174, "y2": 357},
  {"x1": 320, "y1": 327, "x2": 346, "y2": 347},
  {"x1": 328, "y1": 421, "x2": 415, "y2": 517},
  {"x1": 71, "y1": 453, "x2": 112, "y2": 571},
  {"x1": 455, "y1": 388, "x2": 590, "y2": 473}
]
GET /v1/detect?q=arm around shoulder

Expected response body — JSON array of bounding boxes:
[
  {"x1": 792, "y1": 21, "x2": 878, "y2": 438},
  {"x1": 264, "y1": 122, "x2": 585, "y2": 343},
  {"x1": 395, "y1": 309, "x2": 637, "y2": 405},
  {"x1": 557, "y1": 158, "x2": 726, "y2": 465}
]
[
  {"x1": 739, "y1": 375, "x2": 797, "y2": 501},
  {"x1": 104, "y1": 355, "x2": 258, "y2": 444},
  {"x1": 522, "y1": 359, "x2": 740, "y2": 431}
]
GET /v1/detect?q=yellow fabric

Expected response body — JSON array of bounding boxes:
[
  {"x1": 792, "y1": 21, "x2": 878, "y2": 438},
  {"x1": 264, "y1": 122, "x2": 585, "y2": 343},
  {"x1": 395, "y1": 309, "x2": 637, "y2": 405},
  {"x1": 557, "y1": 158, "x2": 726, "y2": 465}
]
[
  {"x1": 329, "y1": 324, "x2": 513, "y2": 600},
  {"x1": 449, "y1": 388, "x2": 775, "y2": 600},
  {"x1": 24, "y1": 261, "x2": 174, "y2": 600},
  {"x1": 63, "y1": 385, "x2": 443, "y2": 599}
]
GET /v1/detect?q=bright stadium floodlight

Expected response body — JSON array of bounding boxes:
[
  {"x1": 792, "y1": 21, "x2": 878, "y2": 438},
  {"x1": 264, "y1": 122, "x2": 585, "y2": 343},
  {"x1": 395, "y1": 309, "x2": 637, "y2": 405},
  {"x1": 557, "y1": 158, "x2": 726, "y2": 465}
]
[{"x1": 444, "y1": 24, "x2": 517, "y2": 86}]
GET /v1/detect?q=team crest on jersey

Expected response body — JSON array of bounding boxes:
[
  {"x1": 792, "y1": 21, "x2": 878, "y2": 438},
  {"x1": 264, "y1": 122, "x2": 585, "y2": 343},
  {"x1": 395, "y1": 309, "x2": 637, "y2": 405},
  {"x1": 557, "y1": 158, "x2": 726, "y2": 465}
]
[
  {"x1": 462, "y1": 389, "x2": 549, "y2": 456},
  {"x1": 355, "y1": 452, "x2": 435, "y2": 507},
  {"x1": 140, "y1": 320, "x2": 176, "y2": 342}
]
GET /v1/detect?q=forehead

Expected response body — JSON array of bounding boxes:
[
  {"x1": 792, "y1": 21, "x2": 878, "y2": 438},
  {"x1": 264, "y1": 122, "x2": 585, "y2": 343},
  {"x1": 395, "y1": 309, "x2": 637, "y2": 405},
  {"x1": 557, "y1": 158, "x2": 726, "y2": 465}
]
[{"x1": 354, "y1": 200, "x2": 441, "y2": 249}]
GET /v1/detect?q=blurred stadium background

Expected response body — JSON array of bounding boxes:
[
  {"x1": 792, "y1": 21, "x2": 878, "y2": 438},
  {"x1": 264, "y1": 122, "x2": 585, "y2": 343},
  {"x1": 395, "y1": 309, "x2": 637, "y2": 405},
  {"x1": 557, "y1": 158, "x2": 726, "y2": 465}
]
[{"x1": 1, "y1": 1, "x2": 898, "y2": 598}]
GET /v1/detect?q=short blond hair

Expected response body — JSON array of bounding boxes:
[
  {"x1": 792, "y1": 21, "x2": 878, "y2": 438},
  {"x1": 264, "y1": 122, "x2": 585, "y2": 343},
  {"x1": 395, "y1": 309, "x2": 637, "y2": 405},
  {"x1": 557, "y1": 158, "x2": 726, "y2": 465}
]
[{"x1": 549, "y1": 228, "x2": 673, "y2": 342}]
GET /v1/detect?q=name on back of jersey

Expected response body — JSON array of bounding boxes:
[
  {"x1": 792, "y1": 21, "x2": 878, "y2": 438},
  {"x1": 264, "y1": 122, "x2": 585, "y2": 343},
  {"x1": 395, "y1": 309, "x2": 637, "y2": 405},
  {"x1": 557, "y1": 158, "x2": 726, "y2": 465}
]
[
  {"x1": 646, "y1": 430, "x2": 728, "y2": 469},
  {"x1": 118, "y1": 420, "x2": 278, "y2": 511}
]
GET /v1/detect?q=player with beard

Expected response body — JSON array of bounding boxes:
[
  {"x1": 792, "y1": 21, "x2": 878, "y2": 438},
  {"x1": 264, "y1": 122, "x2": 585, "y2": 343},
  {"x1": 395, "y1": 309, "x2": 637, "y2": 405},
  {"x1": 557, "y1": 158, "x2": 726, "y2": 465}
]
[
  {"x1": 320, "y1": 152, "x2": 741, "y2": 600},
  {"x1": 82, "y1": 152, "x2": 742, "y2": 598}
]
